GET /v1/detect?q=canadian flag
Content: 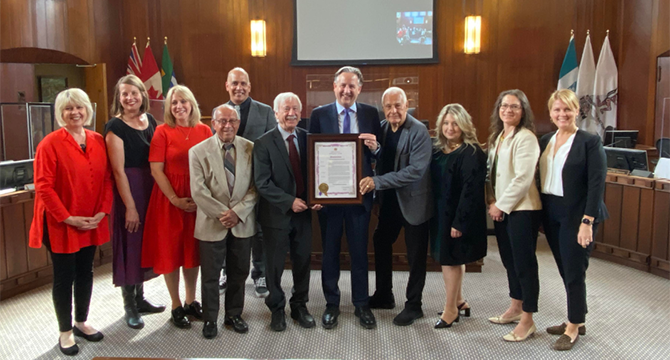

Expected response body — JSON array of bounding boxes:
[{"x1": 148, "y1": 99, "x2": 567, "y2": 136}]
[{"x1": 141, "y1": 41, "x2": 164, "y2": 100}]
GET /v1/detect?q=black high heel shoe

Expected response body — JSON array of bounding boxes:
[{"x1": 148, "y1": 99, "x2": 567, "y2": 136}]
[
  {"x1": 434, "y1": 314, "x2": 460, "y2": 329},
  {"x1": 438, "y1": 302, "x2": 471, "y2": 317}
]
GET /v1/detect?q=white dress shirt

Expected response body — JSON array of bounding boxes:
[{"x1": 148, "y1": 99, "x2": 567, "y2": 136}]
[
  {"x1": 277, "y1": 125, "x2": 300, "y2": 156},
  {"x1": 335, "y1": 102, "x2": 359, "y2": 133},
  {"x1": 540, "y1": 132, "x2": 576, "y2": 197}
]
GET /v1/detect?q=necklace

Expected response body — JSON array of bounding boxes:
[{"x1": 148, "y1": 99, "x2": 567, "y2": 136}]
[
  {"x1": 179, "y1": 126, "x2": 193, "y2": 140},
  {"x1": 445, "y1": 141, "x2": 462, "y2": 153}
]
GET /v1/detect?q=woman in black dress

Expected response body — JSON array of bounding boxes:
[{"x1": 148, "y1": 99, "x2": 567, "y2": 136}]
[
  {"x1": 105, "y1": 75, "x2": 165, "y2": 329},
  {"x1": 431, "y1": 104, "x2": 487, "y2": 328}
]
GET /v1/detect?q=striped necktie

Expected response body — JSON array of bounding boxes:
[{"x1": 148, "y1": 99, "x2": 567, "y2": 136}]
[{"x1": 224, "y1": 143, "x2": 235, "y2": 194}]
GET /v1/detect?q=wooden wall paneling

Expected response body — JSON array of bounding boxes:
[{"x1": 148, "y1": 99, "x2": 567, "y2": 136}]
[
  {"x1": 84, "y1": 63, "x2": 109, "y2": 133},
  {"x1": 0, "y1": 63, "x2": 36, "y2": 103},
  {"x1": 637, "y1": 188, "x2": 654, "y2": 254},
  {"x1": 651, "y1": 180, "x2": 670, "y2": 277},
  {"x1": 650, "y1": 0, "x2": 670, "y2": 142},
  {"x1": 44, "y1": 0, "x2": 68, "y2": 53},
  {"x1": 2, "y1": 202, "x2": 29, "y2": 278},
  {"x1": 32, "y1": 0, "x2": 48, "y2": 49},
  {"x1": 0, "y1": 205, "x2": 6, "y2": 281},
  {"x1": 602, "y1": 181, "x2": 622, "y2": 247},
  {"x1": 619, "y1": 186, "x2": 640, "y2": 251},
  {"x1": 0, "y1": 0, "x2": 33, "y2": 49}
]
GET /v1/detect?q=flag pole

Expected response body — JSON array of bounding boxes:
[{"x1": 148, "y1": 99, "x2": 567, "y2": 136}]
[
  {"x1": 571, "y1": 29, "x2": 574, "y2": 36},
  {"x1": 133, "y1": 37, "x2": 136, "y2": 45},
  {"x1": 164, "y1": 37, "x2": 168, "y2": 45}
]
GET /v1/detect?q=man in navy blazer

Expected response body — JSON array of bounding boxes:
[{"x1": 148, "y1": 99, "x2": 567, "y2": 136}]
[
  {"x1": 308, "y1": 66, "x2": 382, "y2": 329},
  {"x1": 221, "y1": 67, "x2": 277, "y2": 298},
  {"x1": 360, "y1": 87, "x2": 433, "y2": 326}
]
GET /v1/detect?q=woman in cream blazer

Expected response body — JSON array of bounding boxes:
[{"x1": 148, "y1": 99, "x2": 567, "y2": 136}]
[{"x1": 485, "y1": 89, "x2": 542, "y2": 342}]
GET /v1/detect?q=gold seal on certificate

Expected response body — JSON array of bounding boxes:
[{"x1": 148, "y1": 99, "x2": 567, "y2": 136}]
[{"x1": 308, "y1": 134, "x2": 363, "y2": 205}]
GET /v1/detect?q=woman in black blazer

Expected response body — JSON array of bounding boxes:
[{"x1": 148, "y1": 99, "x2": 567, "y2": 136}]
[{"x1": 539, "y1": 89, "x2": 607, "y2": 351}]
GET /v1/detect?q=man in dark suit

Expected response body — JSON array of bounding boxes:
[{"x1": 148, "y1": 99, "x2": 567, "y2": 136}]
[
  {"x1": 360, "y1": 87, "x2": 433, "y2": 326},
  {"x1": 308, "y1": 66, "x2": 382, "y2": 329},
  {"x1": 253, "y1": 92, "x2": 322, "y2": 332},
  {"x1": 220, "y1": 67, "x2": 277, "y2": 298}
]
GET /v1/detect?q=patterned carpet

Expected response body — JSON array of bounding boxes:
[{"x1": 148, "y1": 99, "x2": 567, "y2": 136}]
[{"x1": 1, "y1": 235, "x2": 669, "y2": 360}]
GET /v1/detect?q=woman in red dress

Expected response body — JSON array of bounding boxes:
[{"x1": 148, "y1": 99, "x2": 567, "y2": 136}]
[
  {"x1": 141, "y1": 85, "x2": 211, "y2": 328},
  {"x1": 29, "y1": 88, "x2": 113, "y2": 356}
]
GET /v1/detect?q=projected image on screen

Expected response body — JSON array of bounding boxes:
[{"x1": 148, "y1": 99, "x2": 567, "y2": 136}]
[{"x1": 396, "y1": 11, "x2": 433, "y2": 46}]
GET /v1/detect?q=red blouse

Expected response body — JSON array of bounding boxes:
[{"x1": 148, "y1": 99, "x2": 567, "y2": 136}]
[{"x1": 29, "y1": 128, "x2": 113, "y2": 254}]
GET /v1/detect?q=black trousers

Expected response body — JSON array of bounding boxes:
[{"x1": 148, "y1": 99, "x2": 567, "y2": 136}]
[
  {"x1": 262, "y1": 211, "x2": 312, "y2": 313},
  {"x1": 319, "y1": 205, "x2": 371, "y2": 308},
  {"x1": 372, "y1": 193, "x2": 430, "y2": 310},
  {"x1": 542, "y1": 194, "x2": 596, "y2": 324},
  {"x1": 199, "y1": 233, "x2": 251, "y2": 321},
  {"x1": 44, "y1": 236, "x2": 97, "y2": 332},
  {"x1": 493, "y1": 210, "x2": 541, "y2": 313}
]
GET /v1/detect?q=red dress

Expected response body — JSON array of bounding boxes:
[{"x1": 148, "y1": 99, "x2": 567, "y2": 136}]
[
  {"x1": 141, "y1": 123, "x2": 212, "y2": 274},
  {"x1": 29, "y1": 128, "x2": 113, "y2": 253}
]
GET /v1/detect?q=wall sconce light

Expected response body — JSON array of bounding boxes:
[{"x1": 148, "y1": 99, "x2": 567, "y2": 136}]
[
  {"x1": 251, "y1": 20, "x2": 267, "y2": 57},
  {"x1": 464, "y1": 16, "x2": 481, "y2": 54}
]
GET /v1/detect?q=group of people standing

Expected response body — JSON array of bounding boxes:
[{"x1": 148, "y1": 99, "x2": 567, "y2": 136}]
[{"x1": 28, "y1": 65, "x2": 606, "y2": 356}]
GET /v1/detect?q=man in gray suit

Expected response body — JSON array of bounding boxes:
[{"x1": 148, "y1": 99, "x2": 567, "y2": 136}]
[
  {"x1": 220, "y1": 67, "x2": 277, "y2": 297},
  {"x1": 360, "y1": 87, "x2": 434, "y2": 326},
  {"x1": 190, "y1": 104, "x2": 258, "y2": 338},
  {"x1": 253, "y1": 92, "x2": 323, "y2": 332}
]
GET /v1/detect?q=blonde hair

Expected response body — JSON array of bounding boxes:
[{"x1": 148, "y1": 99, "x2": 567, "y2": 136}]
[
  {"x1": 54, "y1": 88, "x2": 94, "y2": 127},
  {"x1": 110, "y1": 75, "x2": 149, "y2": 117},
  {"x1": 547, "y1": 89, "x2": 580, "y2": 113},
  {"x1": 163, "y1": 85, "x2": 201, "y2": 127},
  {"x1": 434, "y1": 104, "x2": 481, "y2": 151}
]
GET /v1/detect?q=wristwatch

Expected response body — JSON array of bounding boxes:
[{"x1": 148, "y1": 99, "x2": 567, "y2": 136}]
[{"x1": 581, "y1": 218, "x2": 593, "y2": 226}]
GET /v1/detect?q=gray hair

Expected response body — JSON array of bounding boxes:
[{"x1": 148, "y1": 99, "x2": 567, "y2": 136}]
[
  {"x1": 273, "y1": 92, "x2": 303, "y2": 113},
  {"x1": 334, "y1": 66, "x2": 363, "y2": 86},
  {"x1": 54, "y1": 88, "x2": 94, "y2": 127},
  {"x1": 381, "y1": 87, "x2": 407, "y2": 104},
  {"x1": 212, "y1": 104, "x2": 240, "y2": 119}
]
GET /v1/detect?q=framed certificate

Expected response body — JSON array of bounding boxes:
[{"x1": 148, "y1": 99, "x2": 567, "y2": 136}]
[{"x1": 307, "y1": 134, "x2": 363, "y2": 205}]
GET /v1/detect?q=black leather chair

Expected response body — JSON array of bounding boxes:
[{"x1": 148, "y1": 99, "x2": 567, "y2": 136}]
[{"x1": 657, "y1": 138, "x2": 670, "y2": 158}]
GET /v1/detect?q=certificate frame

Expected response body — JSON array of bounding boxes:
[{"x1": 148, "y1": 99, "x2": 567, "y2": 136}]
[{"x1": 307, "y1": 134, "x2": 363, "y2": 205}]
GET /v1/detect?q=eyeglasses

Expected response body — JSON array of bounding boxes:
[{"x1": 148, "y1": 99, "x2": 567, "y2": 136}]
[
  {"x1": 213, "y1": 119, "x2": 240, "y2": 126},
  {"x1": 500, "y1": 104, "x2": 522, "y2": 111}
]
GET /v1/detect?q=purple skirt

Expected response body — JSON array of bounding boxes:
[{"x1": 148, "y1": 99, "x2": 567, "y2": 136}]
[{"x1": 112, "y1": 167, "x2": 159, "y2": 286}]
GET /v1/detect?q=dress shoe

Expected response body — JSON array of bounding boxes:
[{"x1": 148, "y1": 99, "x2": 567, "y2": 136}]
[
  {"x1": 554, "y1": 333, "x2": 579, "y2": 351},
  {"x1": 438, "y1": 302, "x2": 471, "y2": 317},
  {"x1": 546, "y1": 322, "x2": 586, "y2": 336},
  {"x1": 135, "y1": 284, "x2": 166, "y2": 314},
  {"x1": 369, "y1": 292, "x2": 395, "y2": 309},
  {"x1": 184, "y1": 300, "x2": 203, "y2": 320},
  {"x1": 171, "y1": 306, "x2": 191, "y2": 329},
  {"x1": 270, "y1": 309, "x2": 287, "y2": 332},
  {"x1": 321, "y1": 307, "x2": 340, "y2": 329},
  {"x1": 58, "y1": 338, "x2": 79, "y2": 356},
  {"x1": 503, "y1": 323, "x2": 537, "y2": 342},
  {"x1": 291, "y1": 307, "x2": 316, "y2": 328},
  {"x1": 488, "y1": 313, "x2": 522, "y2": 324},
  {"x1": 73, "y1": 326, "x2": 104, "y2": 342},
  {"x1": 434, "y1": 314, "x2": 460, "y2": 329},
  {"x1": 354, "y1": 306, "x2": 377, "y2": 329},
  {"x1": 393, "y1": 307, "x2": 423, "y2": 326},
  {"x1": 224, "y1": 315, "x2": 249, "y2": 333},
  {"x1": 202, "y1": 321, "x2": 218, "y2": 339}
]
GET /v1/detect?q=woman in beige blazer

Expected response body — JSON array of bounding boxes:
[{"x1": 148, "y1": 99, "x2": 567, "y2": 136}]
[{"x1": 485, "y1": 89, "x2": 542, "y2": 342}]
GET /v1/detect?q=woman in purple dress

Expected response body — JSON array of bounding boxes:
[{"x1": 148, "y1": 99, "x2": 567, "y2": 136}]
[{"x1": 105, "y1": 75, "x2": 165, "y2": 329}]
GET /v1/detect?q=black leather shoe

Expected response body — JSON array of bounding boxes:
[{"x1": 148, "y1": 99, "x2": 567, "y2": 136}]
[
  {"x1": 270, "y1": 309, "x2": 287, "y2": 332},
  {"x1": 354, "y1": 306, "x2": 377, "y2": 329},
  {"x1": 171, "y1": 306, "x2": 191, "y2": 329},
  {"x1": 224, "y1": 315, "x2": 249, "y2": 333},
  {"x1": 72, "y1": 326, "x2": 104, "y2": 342},
  {"x1": 369, "y1": 292, "x2": 395, "y2": 309},
  {"x1": 321, "y1": 307, "x2": 340, "y2": 329},
  {"x1": 58, "y1": 338, "x2": 79, "y2": 356},
  {"x1": 184, "y1": 300, "x2": 203, "y2": 320},
  {"x1": 435, "y1": 314, "x2": 460, "y2": 329},
  {"x1": 291, "y1": 306, "x2": 316, "y2": 328},
  {"x1": 202, "y1": 321, "x2": 218, "y2": 339},
  {"x1": 135, "y1": 284, "x2": 166, "y2": 314},
  {"x1": 393, "y1": 307, "x2": 424, "y2": 326}
]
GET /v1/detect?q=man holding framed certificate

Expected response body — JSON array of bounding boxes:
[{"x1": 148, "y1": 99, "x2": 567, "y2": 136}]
[{"x1": 308, "y1": 66, "x2": 382, "y2": 330}]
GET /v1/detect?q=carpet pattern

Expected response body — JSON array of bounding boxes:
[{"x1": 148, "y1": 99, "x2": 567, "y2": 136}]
[{"x1": 1, "y1": 236, "x2": 669, "y2": 360}]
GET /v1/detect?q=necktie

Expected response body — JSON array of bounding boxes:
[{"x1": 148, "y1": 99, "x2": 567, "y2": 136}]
[
  {"x1": 287, "y1": 135, "x2": 304, "y2": 197},
  {"x1": 342, "y1": 108, "x2": 351, "y2": 134},
  {"x1": 223, "y1": 143, "x2": 235, "y2": 194}
]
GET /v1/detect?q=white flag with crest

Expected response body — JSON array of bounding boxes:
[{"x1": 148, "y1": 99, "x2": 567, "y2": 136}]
[
  {"x1": 592, "y1": 33, "x2": 618, "y2": 139},
  {"x1": 576, "y1": 33, "x2": 597, "y2": 134}
]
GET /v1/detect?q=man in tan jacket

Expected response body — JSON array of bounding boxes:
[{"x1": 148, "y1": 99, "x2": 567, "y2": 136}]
[{"x1": 189, "y1": 104, "x2": 258, "y2": 338}]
